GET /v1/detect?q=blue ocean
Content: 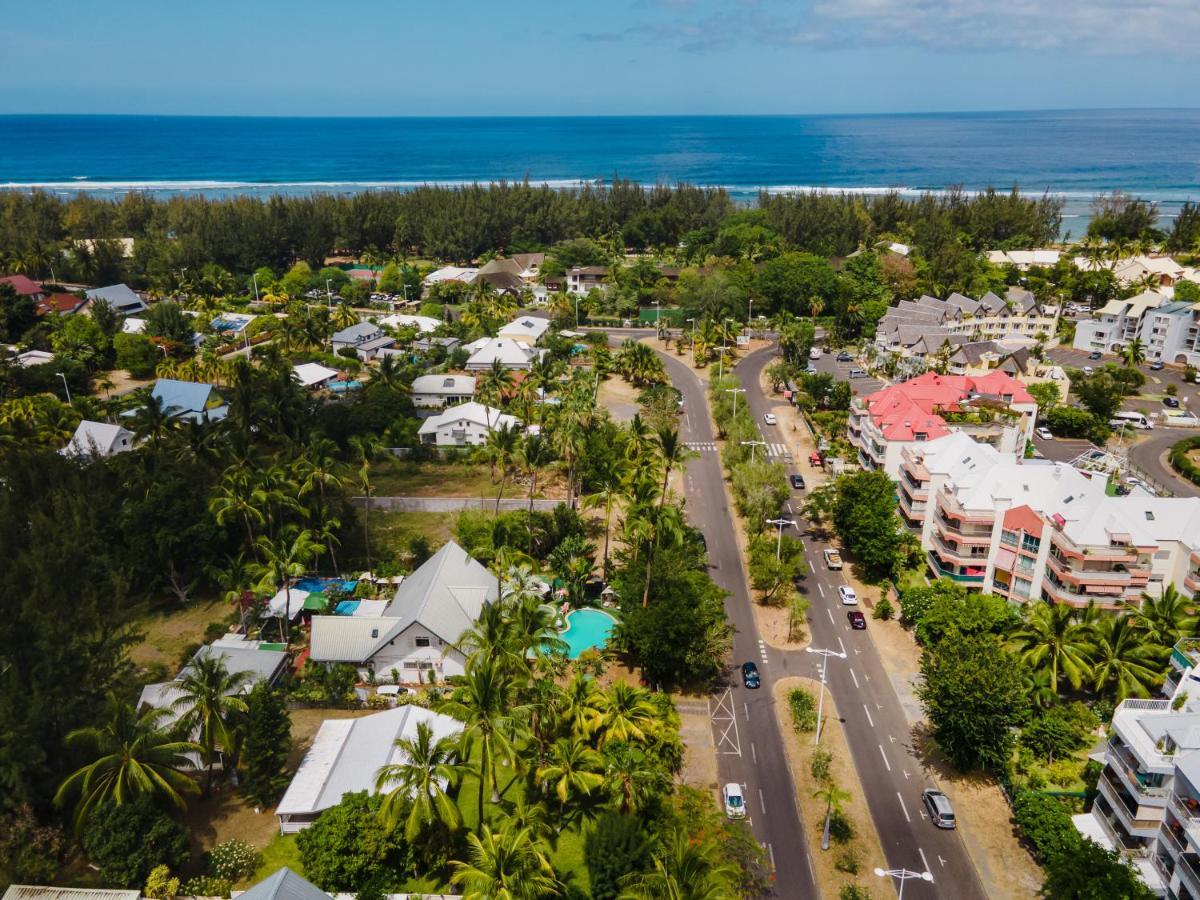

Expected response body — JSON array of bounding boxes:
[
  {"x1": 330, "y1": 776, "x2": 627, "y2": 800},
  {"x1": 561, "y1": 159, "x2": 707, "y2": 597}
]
[{"x1": 2, "y1": 110, "x2": 1199, "y2": 231}]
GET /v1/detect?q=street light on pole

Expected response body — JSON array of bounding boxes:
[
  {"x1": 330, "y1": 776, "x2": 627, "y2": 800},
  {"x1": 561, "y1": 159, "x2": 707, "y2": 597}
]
[
  {"x1": 874, "y1": 868, "x2": 933, "y2": 900},
  {"x1": 766, "y1": 517, "x2": 797, "y2": 559},
  {"x1": 252, "y1": 272, "x2": 260, "y2": 304},
  {"x1": 717, "y1": 346, "x2": 730, "y2": 380},
  {"x1": 740, "y1": 439, "x2": 767, "y2": 464},
  {"x1": 806, "y1": 646, "x2": 847, "y2": 746},
  {"x1": 725, "y1": 387, "x2": 746, "y2": 417},
  {"x1": 56, "y1": 372, "x2": 72, "y2": 406}
]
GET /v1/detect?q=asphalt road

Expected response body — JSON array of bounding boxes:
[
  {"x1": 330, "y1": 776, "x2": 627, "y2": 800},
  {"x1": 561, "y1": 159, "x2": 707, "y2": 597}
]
[{"x1": 733, "y1": 345, "x2": 990, "y2": 900}]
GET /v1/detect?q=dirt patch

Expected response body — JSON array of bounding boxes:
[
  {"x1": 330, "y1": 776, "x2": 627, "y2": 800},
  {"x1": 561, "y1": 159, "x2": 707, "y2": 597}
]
[
  {"x1": 674, "y1": 693, "x2": 720, "y2": 802},
  {"x1": 97, "y1": 368, "x2": 154, "y2": 398},
  {"x1": 596, "y1": 375, "x2": 642, "y2": 422},
  {"x1": 370, "y1": 459, "x2": 567, "y2": 501},
  {"x1": 130, "y1": 598, "x2": 229, "y2": 672},
  {"x1": 773, "y1": 676, "x2": 893, "y2": 900}
]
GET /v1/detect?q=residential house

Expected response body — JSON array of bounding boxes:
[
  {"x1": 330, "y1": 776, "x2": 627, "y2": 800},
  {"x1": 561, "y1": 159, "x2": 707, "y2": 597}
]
[
  {"x1": 410, "y1": 374, "x2": 476, "y2": 409},
  {"x1": 308, "y1": 540, "x2": 499, "y2": 681},
  {"x1": 292, "y1": 362, "x2": 340, "y2": 389},
  {"x1": 848, "y1": 371, "x2": 1038, "y2": 478},
  {"x1": 330, "y1": 322, "x2": 395, "y2": 361},
  {"x1": 1076, "y1": 254, "x2": 1200, "y2": 289},
  {"x1": 985, "y1": 249, "x2": 1062, "y2": 269},
  {"x1": 423, "y1": 265, "x2": 479, "y2": 286},
  {"x1": 566, "y1": 266, "x2": 609, "y2": 295},
  {"x1": 497, "y1": 314, "x2": 552, "y2": 345},
  {"x1": 61, "y1": 420, "x2": 135, "y2": 458},
  {"x1": 2, "y1": 888, "x2": 139, "y2": 900},
  {"x1": 150, "y1": 378, "x2": 229, "y2": 424},
  {"x1": 379, "y1": 313, "x2": 441, "y2": 334},
  {"x1": 417, "y1": 401, "x2": 520, "y2": 446},
  {"x1": 36, "y1": 292, "x2": 87, "y2": 316},
  {"x1": 465, "y1": 337, "x2": 544, "y2": 371},
  {"x1": 13, "y1": 349, "x2": 54, "y2": 367},
  {"x1": 0, "y1": 274, "x2": 45, "y2": 303},
  {"x1": 474, "y1": 253, "x2": 545, "y2": 295},
  {"x1": 276, "y1": 704, "x2": 463, "y2": 832},
  {"x1": 84, "y1": 283, "x2": 147, "y2": 315},
  {"x1": 138, "y1": 637, "x2": 289, "y2": 718},
  {"x1": 410, "y1": 335, "x2": 461, "y2": 354}
]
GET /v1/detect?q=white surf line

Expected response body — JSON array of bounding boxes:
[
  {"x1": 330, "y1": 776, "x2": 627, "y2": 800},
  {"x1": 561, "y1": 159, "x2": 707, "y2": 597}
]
[
  {"x1": 897, "y1": 792, "x2": 911, "y2": 823},
  {"x1": 878, "y1": 744, "x2": 892, "y2": 772},
  {"x1": 863, "y1": 704, "x2": 875, "y2": 727},
  {"x1": 849, "y1": 668, "x2": 859, "y2": 689}
]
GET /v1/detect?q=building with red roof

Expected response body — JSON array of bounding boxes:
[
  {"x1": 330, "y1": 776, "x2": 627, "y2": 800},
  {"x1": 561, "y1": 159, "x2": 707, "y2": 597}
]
[
  {"x1": 35, "y1": 292, "x2": 88, "y2": 317},
  {"x1": 0, "y1": 274, "x2": 45, "y2": 301},
  {"x1": 849, "y1": 370, "x2": 1037, "y2": 477}
]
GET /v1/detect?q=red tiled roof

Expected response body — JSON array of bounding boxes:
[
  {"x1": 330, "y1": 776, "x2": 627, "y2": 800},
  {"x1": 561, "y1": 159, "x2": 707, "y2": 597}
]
[
  {"x1": 0, "y1": 274, "x2": 43, "y2": 296},
  {"x1": 36, "y1": 292, "x2": 87, "y2": 315},
  {"x1": 861, "y1": 370, "x2": 1035, "y2": 443},
  {"x1": 1003, "y1": 504, "x2": 1045, "y2": 538}
]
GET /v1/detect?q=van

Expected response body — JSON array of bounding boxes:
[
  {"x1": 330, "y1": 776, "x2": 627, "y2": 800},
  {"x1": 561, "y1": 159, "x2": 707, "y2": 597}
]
[
  {"x1": 1110, "y1": 411, "x2": 1153, "y2": 431},
  {"x1": 848, "y1": 368, "x2": 866, "y2": 379}
]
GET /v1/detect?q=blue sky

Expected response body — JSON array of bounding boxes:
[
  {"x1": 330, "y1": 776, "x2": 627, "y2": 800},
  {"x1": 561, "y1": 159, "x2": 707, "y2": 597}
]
[{"x1": 2, "y1": 0, "x2": 1198, "y2": 115}]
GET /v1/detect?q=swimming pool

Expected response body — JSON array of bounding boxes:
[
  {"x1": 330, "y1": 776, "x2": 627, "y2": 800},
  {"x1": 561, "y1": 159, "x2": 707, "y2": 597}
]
[
  {"x1": 294, "y1": 577, "x2": 358, "y2": 594},
  {"x1": 559, "y1": 609, "x2": 617, "y2": 659}
]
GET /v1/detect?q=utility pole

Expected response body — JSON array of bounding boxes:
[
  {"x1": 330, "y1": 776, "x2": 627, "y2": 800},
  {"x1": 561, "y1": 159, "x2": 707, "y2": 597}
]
[
  {"x1": 806, "y1": 646, "x2": 846, "y2": 746},
  {"x1": 56, "y1": 372, "x2": 72, "y2": 406},
  {"x1": 725, "y1": 387, "x2": 746, "y2": 417},
  {"x1": 740, "y1": 439, "x2": 767, "y2": 464},
  {"x1": 766, "y1": 517, "x2": 797, "y2": 559}
]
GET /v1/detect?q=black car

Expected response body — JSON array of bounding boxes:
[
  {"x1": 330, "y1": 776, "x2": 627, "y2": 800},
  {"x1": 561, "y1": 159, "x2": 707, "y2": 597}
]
[
  {"x1": 836, "y1": 351, "x2": 853, "y2": 362},
  {"x1": 847, "y1": 611, "x2": 866, "y2": 630},
  {"x1": 1088, "y1": 350, "x2": 1103, "y2": 360},
  {"x1": 1165, "y1": 396, "x2": 1181, "y2": 408},
  {"x1": 741, "y1": 662, "x2": 761, "y2": 689},
  {"x1": 790, "y1": 473, "x2": 806, "y2": 490}
]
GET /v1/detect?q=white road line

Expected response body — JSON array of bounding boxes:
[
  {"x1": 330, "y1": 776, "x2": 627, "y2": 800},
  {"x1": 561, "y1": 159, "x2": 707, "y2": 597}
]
[
  {"x1": 838, "y1": 636, "x2": 847, "y2": 656},
  {"x1": 849, "y1": 668, "x2": 859, "y2": 689},
  {"x1": 758, "y1": 788, "x2": 767, "y2": 816},
  {"x1": 751, "y1": 742, "x2": 757, "y2": 764},
  {"x1": 878, "y1": 744, "x2": 892, "y2": 772},
  {"x1": 897, "y1": 792, "x2": 912, "y2": 823},
  {"x1": 863, "y1": 704, "x2": 874, "y2": 727},
  {"x1": 818, "y1": 583, "x2": 825, "y2": 598},
  {"x1": 826, "y1": 608, "x2": 835, "y2": 624},
  {"x1": 919, "y1": 847, "x2": 932, "y2": 876},
  {"x1": 744, "y1": 702, "x2": 750, "y2": 723},
  {"x1": 767, "y1": 843, "x2": 776, "y2": 870}
]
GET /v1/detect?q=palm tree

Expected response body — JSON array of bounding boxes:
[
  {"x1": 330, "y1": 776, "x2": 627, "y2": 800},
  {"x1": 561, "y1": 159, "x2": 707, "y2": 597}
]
[
  {"x1": 642, "y1": 426, "x2": 694, "y2": 607},
  {"x1": 602, "y1": 742, "x2": 663, "y2": 816},
  {"x1": 592, "y1": 683, "x2": 658, "y2": 746},
  {"x1": 483, "y1": 422, "x2": 520, "y2": 513},
  {"x1": 349, "y1": 434, "x2": 383, "y2": 571},
  {"x1": 515, "y1": 433, "x2": 554, "y2": 552},
  {"x1": 1123, "y1": 338, "x2": 1147, "y2": 369},
  {"x1": 55, "y1": 693, "x2": 201, "y2": 832},
  {"x1": 557, "y1": 674, "x2": 603, "y2": 741},
  {"x1": 478, "y1": 359, "x2": 515, "y2": 411},
  {"x1": 582, "y1": 457, "x2": 626, "y2": 577},
  {"x1": 1126, "y1": 584, "x2": 1196, "y2": 646},
  {"x1": 128, "y1": 389, "x2": 178, "y2": 453},
  {"x1": 170, "y1": 655, "x2": 251, "y2": 790},
  {"x1": 296, "y1": 438, "x2": 346, "y2": 567},
  {"x1": 439, "y1": 659, "x2": 529, "y2": 830},
  {"x1": 536, "y1": 738, "x2": 603, "y2": 806},
  {"x1": 376, "y1": 720, "x2": 464, "y2": 840},
  {"x1": 450, "y1": 824, "x2": 561, "y2": 899},
  {"x1": 251, "y1": 526, "x2": 323, "y2": 646},
  {"x1": 814, "y1": 782, "x2": 852, "y2": 849},
  {"x1": 618, "y1": 830, "x2": 739, "y2": 900},
  {"x1": 1087, "y1": 614, "x2": 1164, "y2": 700},
  {"x1": 1008, "y1": 601, "x2": 1093, "y2": 693},
  {"x1": 209, "y1": 467, "x2": 268, "y2": 547},
  {"x1": 207, "y1": 552, "x2": 259, "y2": 632}
]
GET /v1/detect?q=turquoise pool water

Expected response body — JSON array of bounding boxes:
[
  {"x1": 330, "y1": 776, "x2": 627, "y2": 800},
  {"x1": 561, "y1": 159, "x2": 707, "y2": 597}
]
[
  {"x1": 294, "y1": 577, "x2": 357, "y2": 594},
  {"x1": 560, "y1": 609, "x2": 616, "y2": 659}
]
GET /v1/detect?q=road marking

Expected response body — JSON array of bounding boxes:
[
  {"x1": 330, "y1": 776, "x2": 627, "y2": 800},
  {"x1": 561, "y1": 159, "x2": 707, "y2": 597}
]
[
  {"x1": 897, "y1": 792, "x2": 912, "y2": 823},
  {"x1": 751, "y1": 742, "x2": 757, "y2": 764},
  {"x1": 938, "y1": 854, "x2": 947, "y2": 868},
  {"x1": 826, "y1": 608, "x2": 835, "y2": 624},
  {"x1": 849, "y1": 668, "x2": 859, "y2": 689},
  {"x1": 818, "y1": 583, "x2": 825, "y2": 598},
  {"x1": 744, "y1": 702, "x2": 750, "y2": 723},
  {"x1": 767, "y1": 843, "x2": 776, "y2": 870},
  {"x1": 758, "y1": 787, "x2": 767, "y2": 816},
  {"x1": 919, "y1": 847, "x2": 932, "y2": 875},
  {"x1": 878, "y1": 744, "x2": 892, "y2": 772},
  {"x1": 710, "y1": 687, "x2": 742, "y2": 756},
  {"x1": 863, "y1": 704, "x2": 874, "y2": 727},
  {"x1": 838, "y1": 636, "x2": 846, "y2": 656}
]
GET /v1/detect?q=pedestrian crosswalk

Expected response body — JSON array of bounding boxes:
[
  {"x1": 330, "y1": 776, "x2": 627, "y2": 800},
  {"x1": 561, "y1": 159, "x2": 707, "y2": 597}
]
[
  {"x1": 765, "y1": 442, "x2": 790, "y2": 460},
  {"x1": 685, "y1": 440, "x2": 791, "y2": 458},
  {"x1": 686, "y1": 441, "x2": 718, "y2": 452}
]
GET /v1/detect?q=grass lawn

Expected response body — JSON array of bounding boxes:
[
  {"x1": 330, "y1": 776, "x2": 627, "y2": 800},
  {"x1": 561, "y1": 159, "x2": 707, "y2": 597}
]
[
  {"x1": 368, "y1": 509, "x2": 459, "y2": 558},
  {"x1": 129, "y1": 598, "x2": 229, "y2": 671},
  {"x1": 895, "y1": 562, "x2": 929, "y2": 594},
  {"x1": 371, "y1": 459, "x2": 502, "y2": 498},
  {"x1": 249, "y1": 833, "x2": 303, "y2": 884}
]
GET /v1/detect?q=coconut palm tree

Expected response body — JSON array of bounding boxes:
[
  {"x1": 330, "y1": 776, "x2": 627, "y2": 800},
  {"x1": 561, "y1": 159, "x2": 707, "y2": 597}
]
[
  {"x1": 592, "y1": 683, "x2": 658, "y2": 746},
  {"x1": 206, "y1": 552, "x2": 259, "y2": 632},
  {"x1": 1008, "y1": 601, "x2": 1093, "y2": 693},
  {"x1": 375, "y1": 720, "x2": 464, "y2": 840},
  {"x1": 515, "y1": 433, "x2": 554, "y2": 552},
  {"x1": 209, "y1": 467, "x2": 268, "y2": 547},
  {"x1": 814, "y1": 782, "x2": 852, "y2": 849},
  {"x1": 536, "y1": 738, "x2": 603, "y2": 807},
  {"x1": 1087, "y1": 614, "x2": 1165, "y2": 700},
  {"x1": 601, "y1": 742, "x2": 664, "y2": 816},
  {"x1": 438, "y1": 659, "x2": 529, "y2": 830},
  {"x1": 55, "y1": 693, "x2": 201, "y2": 832},
  {"x1": 557, "y1": 674, "x2": 604, "y2": 741},
  {"x1": 1123, "y1": 338, "x2": 1147, "y2": 369},
  {"x1": 1126, "y1": 584, "x2": 1196, "y2": 646},
  {"x1": 349, "y1": 434, "x2": 383, "y2": 570},
  {"x1": 641, "y1": 426, "x2": 695, "y2": 607},
  {"x1": 617, "y1": 829, "x2": 739, "y2": 900},
  {"x1": 582, "y1": 456, "x2": 626, "y2": 577},
  {"x1": 128, "y1": 389, "x2": 178, "y2": 454},
  {"x1": 450, "y1": 824, "x2": 561, "y2": 899},
  {"x1": 170, "y1": 654, "x2": 251, "y2": 790},
  {"x1": 251, "y1": 526, "x2": 323, "y2": 646},
  {"x1": 483, "y1": 422, "x2": 521, "y2": 513}
]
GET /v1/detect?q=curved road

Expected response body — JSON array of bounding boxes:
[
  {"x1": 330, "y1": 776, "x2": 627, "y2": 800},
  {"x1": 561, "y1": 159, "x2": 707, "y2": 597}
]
[{"x1": 1128, "y1": 428, "x2": 1200, "y2": 497}]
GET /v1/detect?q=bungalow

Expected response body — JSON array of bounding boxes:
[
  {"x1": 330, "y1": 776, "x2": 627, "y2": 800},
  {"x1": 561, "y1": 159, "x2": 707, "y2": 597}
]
[
  {"x1": 309, "y1": 540, "x2": 499, "y2": 681},
  {"x1": 151, "y1": 378, "x2": 229, "y2": 423},
  {"x1": 292, "y1": 362, "x2": 340, "y2": 389},
  {"x1": 330, "y1": 322, "x2": 395, "y2": 361},
  {"x1": 411, "y1": 374, "x2": 476, "y2": 409},
  {"x1": 465, "y1": 337, "x2": 543, "y2": 371},
  {"x1": 379, "y1": 313, "x2": 441, "y2": 334},
  {"x1": 84, "y1": 283, "x2": 147, "y2": 315},
  {"x1": 423, "y1": 265, "x2": 479, "y2": 286},
  {"x1": 235, "y1": 867, "x2": 452, "y2": 900},
  {"x1": 0, "y1": 274, "x2": 45, "y2": 303},
  {"x1": 474, "y1": 254, "x2": 545, "y2": 294},
  {"x1": 567, "y1": 266, "x2": 609, "y2": 295},
  {"x1": 36, "y1": 292, "x2": 87, "y2": 316},
  {"x1": 275, "y1": 704, "x2": 462, "y2": 832},
  {"x1": 418, "y1": 401, "x2": 520, "y2": 446},
  {"x1": 412, "y1": 335, "x2": 461, "y2": 354},
  {"x1": 61, "y1": 420, "x2": 135, "y2": 458},
  {"x1": 13, "y1": 349, "x2": 54, "y2": 367},
  {"x1": 498, "y1": 314, "x2": 552, "y2": 345}
]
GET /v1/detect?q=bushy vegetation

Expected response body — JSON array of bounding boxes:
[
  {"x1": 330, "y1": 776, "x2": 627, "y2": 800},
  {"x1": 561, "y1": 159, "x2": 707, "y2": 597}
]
[{"x1": 788, "y1": 688, "x2": 819, "y2": 733}]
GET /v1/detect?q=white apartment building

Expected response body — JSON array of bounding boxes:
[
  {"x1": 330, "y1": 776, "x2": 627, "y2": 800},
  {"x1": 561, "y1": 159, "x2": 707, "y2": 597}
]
[
  {"x1": 1073, "y1": 291, "x2": 1200, "y2": 366},
  {"x1": 1074, "y1": 291, "x2": 1170, "y2": 355}
]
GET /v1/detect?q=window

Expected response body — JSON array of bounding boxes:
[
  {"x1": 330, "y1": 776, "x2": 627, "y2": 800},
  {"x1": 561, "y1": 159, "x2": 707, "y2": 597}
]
[{"x1": 415, "y1": 636, "x2": 431, "y2": 648}]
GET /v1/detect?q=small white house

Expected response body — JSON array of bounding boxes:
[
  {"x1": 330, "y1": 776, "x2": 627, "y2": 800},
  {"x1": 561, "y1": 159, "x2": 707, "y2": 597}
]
[
  {"x1": 465, "y1": 337, "x2": 543, "y2": 371},
  {"x1": 61, "y1": 420, "x2": 135, "y2": 458},
  {"x1": 330, "y1": 322, "x2": 395, "y2": 361},
  {"x1": 411, "y1": 374, "x2": 476, "y2": 409},
  {"x1": 379, "y1": 313, "x2": 441, "y2": 334},
  {"x1": 417, "y1": 401, "x2": 519, "y2": 446},
  {"x1": 292, "y1": 362, "x2": 340, "y2": 389},
  {"x1": 497, "y1": 315, "x2": 552, "y2": 345}
]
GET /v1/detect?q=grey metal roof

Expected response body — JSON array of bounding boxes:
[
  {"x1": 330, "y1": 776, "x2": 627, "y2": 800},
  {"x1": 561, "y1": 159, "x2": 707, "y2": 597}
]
[
  {"x1": 331, "y1": 322, "x2": 379, "y2": 344},
  {"x1": 309, "y1": 616, "x2": 402, "y2": 663},
  {"x1": 236, "y1": 868, "x2": 330, "y2": 900},
  {"x1": 84, "y1": 283, "x2": 145, "y2": 311},
  {"x1": 383, "y1": 540, "x2": 497, "y2": 645},
  {"x1": 3, "y1": 889, "x2": 138, "y2": 900}
]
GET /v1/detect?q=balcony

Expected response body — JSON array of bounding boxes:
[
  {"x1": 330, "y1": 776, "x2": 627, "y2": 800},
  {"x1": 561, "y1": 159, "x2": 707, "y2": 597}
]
[
  {"x1": 1187, "y1": 571, "x2": 1200, "y2": 593},
  {"x1": 1050, "y1": 533, "x2": 1138, "y2": 563},
  {"x1": 1041, "y1": 578, "x2": 1129, "y2": 610},
  {"x1": 935, "y1": 511, "x2": 994, "y2": 541},
  {"x1": 1093, "y1": 797, "x2": 1153, "y2": 857},
  {"x1": 1173, "y1": 639, "x2": 1200, "y2": 673},
  {"x1": 1179, "y1": 851, "x2": 1200, "y2": 897},
  {"x1": 1169, "y1": 794, "x2": 1200, "y2": 852},
  {"x1": 928, "y1": 551, "x2": 985, "y2": 584},
  {"x1": 1099, "y1": 770, "x2": 1164, "y2": 836},
  {"x1": 931, "y1": 532, "x2": 991, "y2": 565},
  {"x1": 1108, "y1": 741, "x2": 1171, "y2": 802}
]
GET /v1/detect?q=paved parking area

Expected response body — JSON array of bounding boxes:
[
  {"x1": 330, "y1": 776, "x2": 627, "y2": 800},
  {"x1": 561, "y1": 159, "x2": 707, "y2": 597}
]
[
  {"x1": 812, "y1": 352, "x2": 887, "y2": 395},
  {"x1": 1032, "y1": 435, "x2": 1095, "y2": 463}
]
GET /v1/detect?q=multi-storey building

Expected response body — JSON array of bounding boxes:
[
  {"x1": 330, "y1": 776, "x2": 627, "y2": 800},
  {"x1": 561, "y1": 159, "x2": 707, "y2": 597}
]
[
  {"x1": 874, "y1": 287, "x2": 1060, "y2": 355},
  {"x1": 848, "y1": 371, "x2": 1037, "y2": 478}
]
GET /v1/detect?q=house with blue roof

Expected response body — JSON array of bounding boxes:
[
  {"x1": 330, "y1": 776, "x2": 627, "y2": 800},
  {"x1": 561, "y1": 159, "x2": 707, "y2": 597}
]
[
  {"x1": 151, "y1": 378, "x2": 228, "y2": 424},
  {"x1": 83, "y1": 283, "x2": 147, "y2": 315}
]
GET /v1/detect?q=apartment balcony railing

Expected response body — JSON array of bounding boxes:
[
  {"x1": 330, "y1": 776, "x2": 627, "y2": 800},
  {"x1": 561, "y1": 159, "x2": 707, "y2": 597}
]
[
  {"x1": 935, "y1": 511, "x2": 994, "y2": 540},
  {"x1": 930, "y1": 532, "x2": 991, "y2": 566},
  {"x1": 1093, "y1": 800, "x2": 1153, "y2": 857},
  {"x1": 927, "y1": 551, "x2": 985, "y2": 584},
  {"x1": 1099, "y1": 770, "x2": 1165, "y2": 834},
  {"x1": 1179, "y1": 851, "x2": 1200, "y2": 896},
  {"x1": 1046, "y1": 552, "x2": 1133, "y2": 585},
  {"x1": 1108, "y1": 741, "x2": 1171, "y2": 800},
  {"x1": 1161, "y1": 819, "x2": 1189, "y2": 858}
]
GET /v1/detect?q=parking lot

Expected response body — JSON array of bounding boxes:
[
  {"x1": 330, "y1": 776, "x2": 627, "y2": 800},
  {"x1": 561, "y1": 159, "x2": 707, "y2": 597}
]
[
  {"x1": 1044, "y1": 346, "x2": 1200, "y2": 421},
  {"x1": 811, "y1": 350, "x2": 887, "y2": 395}
]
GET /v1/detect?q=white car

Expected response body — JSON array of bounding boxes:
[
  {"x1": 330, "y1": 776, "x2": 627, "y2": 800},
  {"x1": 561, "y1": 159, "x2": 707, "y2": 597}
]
[
  {"x1": 763, "y1": 412, "x2": 777, "y2": 425},
  {"x1": 1036, "y1": 427, "x2": 1053, "y2": 440},
  {"x1": 724, "y1": 782, "x2": 746, "y2": 818},
  {"x1": 838, "y1": 586, "x2": 858, "y2": 605}
]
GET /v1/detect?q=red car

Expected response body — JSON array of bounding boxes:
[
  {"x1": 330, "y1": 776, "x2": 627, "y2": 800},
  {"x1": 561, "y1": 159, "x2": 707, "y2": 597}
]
[
  {"x1": 809, "y1": 452, "x2": 823, "y2": 467},
  {"x1": 847, "y1": 611, "x2": 867, "y2": 630}
]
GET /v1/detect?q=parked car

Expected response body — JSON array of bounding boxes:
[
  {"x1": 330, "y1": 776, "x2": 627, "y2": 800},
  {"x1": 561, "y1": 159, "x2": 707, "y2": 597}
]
[
  {"x1": 810, "y1": 347, "x2": 823, "y2": 360},
  {"x1": 922, "y1": 789, "x2": 956, "y2": 829},
  {"x1": 847, "y1": 611, "x2": 866, "y2": 630},
  {"x1": 848, "y1": 368, "x2": 866, "y2": 378},
  {"x1": 741, "y1": 661, "x2": 761, "y2": 689},
  {"x1": 810, "y1": 451, "x2": 824, "y2": 467},
  {"x1": 838, "y1": 585, "x2": 858, "y2": 605},
  {"x1": 1151, "y1": 361, "x2": 1165, "y2": 371},
  {"x1": 763, "y1": 413, "x2": 777, "y2": 425},
  {"x1": 724, "y1": 782, "x2": 747, "y2": 818},
  {"x1": 1036, "y1": 427, "x2": 1053, "y2": 440},
  {"x1": 1082, "y1": 366, "x2": 1094, "y2": 376},
  {"x1": 837, "y1": 351, "x2": 853, "y2": 362},
  {"x1": 823, "y1": 548, "x2": 843, "y2": 569},
  {"x1": 1165, "y1": 396, "x2": 1181, "y2": 408},
  {"x1": 805, "y1": 364, "x2": 818, "y2": 375},
  {"x1": 1088, "y1": 350, "x2": 1103, "y2": 360},
  {"x1": 790, "y1": 473, "x2": 806, "y2": 490}
]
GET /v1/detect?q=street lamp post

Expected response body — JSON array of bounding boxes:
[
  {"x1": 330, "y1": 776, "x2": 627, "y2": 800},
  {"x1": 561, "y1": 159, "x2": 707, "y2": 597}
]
[
  {"x1": 574, "y1": 294, "x2": 580, "y2": 327},
  {"x1": 725, "y1": 387, "x2": 746, "y2": 417},
  {"x1": 766, "y1": 517, "x2": 797, "y2": 559},
  {"x1": 748, "y1": 298, "x2": 754, "y2": 334},
  {"x1": 806, "y1": 646, "x2": 847, "y2": 746},
  {"x1": 252, "y1": 272, "x2": 260, "y2": 304},
  {"x1": 874, "y1": 868, "x2": 934, "y2": 900},
  {"x1": 56, "y1": 372, "x2": 72, "y2": 406},
  {"x1": 740, "y1": 439, "x2": 767, "y2": 464}
]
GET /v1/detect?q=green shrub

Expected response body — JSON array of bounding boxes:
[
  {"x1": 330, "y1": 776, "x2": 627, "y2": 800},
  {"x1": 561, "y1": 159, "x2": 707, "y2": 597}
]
[
  {"x1": 206, "y1": 838, "x2": 261, "y2": 881},
  {"x1": 834, "y1": 847, "x2": 860, "y2": 874},
  {"x1": 810, "y1": 748, "x2": 833, "y2": 783},
  {"x1": 788, "y1": 688, "x2": 818, "y2": 732},
  {"x1": 1011, "y1": 791, "x2": 1081, "y2": 865},
  {"x1": 0, "y1": 804, "x2": 64, "y2": 884},
  {"x1": 873, "y1": 595, "x2": 894, "y2": 620},
  {"x1": 80, "y1": 797, "x2": 189, "y2": 888},
  {"x1": 180, "y1": 876, "x2": 232, "y2": 898},
  {"x1": 144, "y1": 865, "x2": 180, "y2": 900},
  {"x1": 1171, "y1": 436, "x2": 1200, "y2": 487},
  {"x1": 828, "y1": 809, "x2": 855, "y2": 845},
  {"x1": 839, "y1": 887, "x2": 873, "y2": 900}
]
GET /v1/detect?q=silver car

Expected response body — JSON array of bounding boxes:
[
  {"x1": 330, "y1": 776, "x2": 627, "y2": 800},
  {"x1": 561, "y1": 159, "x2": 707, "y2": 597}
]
[{"x1": 922, "y1": 789, "x2": 956, "y2": 829}]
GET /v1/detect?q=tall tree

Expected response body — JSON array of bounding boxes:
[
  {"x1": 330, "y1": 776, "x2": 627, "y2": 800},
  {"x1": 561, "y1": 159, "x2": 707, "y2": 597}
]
[
  {"x1": 240, "y1": 683, "x2": 292, "y2": 807},
  {"x1": 450, "y1": 824, "x2": 561, "y2": 900},
  {"x1": 170, "y1": 654, "x2": 251, "y2": 790},
  {"x1": 375, "y1": 720, "x2": 463, "y2": 841}
]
